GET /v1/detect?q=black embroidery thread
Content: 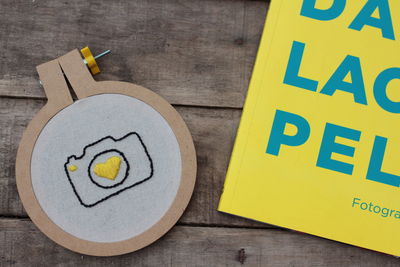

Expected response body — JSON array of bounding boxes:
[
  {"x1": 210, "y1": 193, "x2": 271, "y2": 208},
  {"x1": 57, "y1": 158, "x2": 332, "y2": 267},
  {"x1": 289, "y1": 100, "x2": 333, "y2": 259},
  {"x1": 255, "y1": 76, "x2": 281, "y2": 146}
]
[
  {"x1": 64, "y1": 132, "x2": 154, "y2": 208},
  {"x1": 87, "y1": 149, "x2": 130, "y2": 189}
]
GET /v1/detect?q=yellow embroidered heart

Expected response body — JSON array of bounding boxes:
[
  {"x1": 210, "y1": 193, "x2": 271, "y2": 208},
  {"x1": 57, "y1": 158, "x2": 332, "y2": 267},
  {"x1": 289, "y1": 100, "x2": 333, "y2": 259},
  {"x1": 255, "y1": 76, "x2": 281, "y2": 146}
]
[{"x1": 93, "y1": 156, "x2": 122, "y2": 180}]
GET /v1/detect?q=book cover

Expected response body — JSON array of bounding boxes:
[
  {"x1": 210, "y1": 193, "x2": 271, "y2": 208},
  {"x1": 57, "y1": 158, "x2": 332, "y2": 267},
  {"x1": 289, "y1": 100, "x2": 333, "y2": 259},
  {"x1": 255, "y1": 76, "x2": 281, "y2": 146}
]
[{"x1": 219, "y1": 0, "x2": 400, "y2": 256}]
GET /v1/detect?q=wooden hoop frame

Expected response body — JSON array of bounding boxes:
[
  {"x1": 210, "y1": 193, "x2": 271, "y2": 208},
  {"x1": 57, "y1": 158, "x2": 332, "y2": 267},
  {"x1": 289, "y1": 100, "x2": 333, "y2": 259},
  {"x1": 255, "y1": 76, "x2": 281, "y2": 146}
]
[{"x1": 15, "y1": 50, "x2": 197, "y2": 256}]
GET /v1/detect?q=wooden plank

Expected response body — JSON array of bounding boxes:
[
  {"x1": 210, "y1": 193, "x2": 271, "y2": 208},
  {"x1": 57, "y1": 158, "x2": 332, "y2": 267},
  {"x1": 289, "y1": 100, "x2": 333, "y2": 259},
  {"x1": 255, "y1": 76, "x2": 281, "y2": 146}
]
[
  {"x1": 0, "y1": 218, "x2": 398, "y2": 266},
  {"x1": 0, "y1": 0, "x2": 268, "y2": 108},
  {"x1": 0, "y1": 97, "x2": 266, "y2": 227}
]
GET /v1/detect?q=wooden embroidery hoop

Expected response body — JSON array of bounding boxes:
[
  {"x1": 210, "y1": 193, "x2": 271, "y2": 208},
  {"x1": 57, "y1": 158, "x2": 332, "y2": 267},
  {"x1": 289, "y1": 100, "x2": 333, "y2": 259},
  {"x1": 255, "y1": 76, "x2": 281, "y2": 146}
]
[{"x1": 15, "y1": 49, "x2": 197, "y2": 256}]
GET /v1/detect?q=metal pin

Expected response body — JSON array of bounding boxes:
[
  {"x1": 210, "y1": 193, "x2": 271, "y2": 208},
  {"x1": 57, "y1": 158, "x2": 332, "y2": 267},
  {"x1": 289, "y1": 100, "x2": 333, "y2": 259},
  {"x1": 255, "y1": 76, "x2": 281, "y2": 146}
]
[{"x1": 94, "y1": 50, "x2": 111, "y2": 60}]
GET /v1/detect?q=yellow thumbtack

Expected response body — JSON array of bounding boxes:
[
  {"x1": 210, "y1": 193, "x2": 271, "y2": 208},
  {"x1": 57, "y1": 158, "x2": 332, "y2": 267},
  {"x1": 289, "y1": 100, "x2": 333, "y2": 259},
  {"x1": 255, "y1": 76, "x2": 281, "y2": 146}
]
[{"x1": 80, "y1": 47, "x2": 111, "y2": 75}]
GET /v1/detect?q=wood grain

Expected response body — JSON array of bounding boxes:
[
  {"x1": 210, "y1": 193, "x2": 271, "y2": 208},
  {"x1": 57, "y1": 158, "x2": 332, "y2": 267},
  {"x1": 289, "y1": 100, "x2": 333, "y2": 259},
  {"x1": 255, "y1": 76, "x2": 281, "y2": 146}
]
[
  {"x1": 0, "y1": 0, "x2": 267, "y2": 108},
  {"x1": 0, "y1": 218, "x2": 398, "y2": 266},
  {"x1": 0, "y1": 97, "x2": 266, "y2": 228}
]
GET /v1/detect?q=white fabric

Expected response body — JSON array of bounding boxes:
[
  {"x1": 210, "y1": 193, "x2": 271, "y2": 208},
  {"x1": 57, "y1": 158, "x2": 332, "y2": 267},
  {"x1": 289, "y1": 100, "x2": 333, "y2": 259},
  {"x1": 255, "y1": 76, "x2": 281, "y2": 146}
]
[{"x1": 31, "y1": 94, "x2": 182, "y2": 242}]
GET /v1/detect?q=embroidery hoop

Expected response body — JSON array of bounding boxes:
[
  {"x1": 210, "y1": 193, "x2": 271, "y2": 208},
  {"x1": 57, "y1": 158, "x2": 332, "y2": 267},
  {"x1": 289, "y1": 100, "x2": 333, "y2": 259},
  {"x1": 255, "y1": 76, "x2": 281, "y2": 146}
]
[{"x1": 15, "y1": 49, "x2": 197, "y2": 256}]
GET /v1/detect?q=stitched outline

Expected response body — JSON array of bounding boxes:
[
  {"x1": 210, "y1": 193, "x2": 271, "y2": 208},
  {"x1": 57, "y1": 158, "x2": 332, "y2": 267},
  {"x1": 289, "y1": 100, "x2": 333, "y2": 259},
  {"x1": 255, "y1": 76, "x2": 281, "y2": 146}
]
[
  {"x1": 87, "y1": 149, "x2": 130, "y2": 189},
  {"x1": 64, "y1": 132, "x2": 154, "y2": 208}
]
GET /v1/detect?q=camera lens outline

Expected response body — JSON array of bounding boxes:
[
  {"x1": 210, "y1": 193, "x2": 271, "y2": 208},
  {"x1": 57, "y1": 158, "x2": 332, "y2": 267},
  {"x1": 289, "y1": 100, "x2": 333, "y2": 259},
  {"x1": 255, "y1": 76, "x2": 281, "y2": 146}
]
[{"x1": 88, "y1": 149, "x2": 130, "y2": 189}]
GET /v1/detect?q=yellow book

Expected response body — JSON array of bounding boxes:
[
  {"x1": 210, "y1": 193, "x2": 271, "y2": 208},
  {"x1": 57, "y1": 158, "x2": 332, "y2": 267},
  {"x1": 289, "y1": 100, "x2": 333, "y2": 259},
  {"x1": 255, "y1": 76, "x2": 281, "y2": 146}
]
[{"x1": 219, "y1": 0, "x2": 400, "y2": 256}]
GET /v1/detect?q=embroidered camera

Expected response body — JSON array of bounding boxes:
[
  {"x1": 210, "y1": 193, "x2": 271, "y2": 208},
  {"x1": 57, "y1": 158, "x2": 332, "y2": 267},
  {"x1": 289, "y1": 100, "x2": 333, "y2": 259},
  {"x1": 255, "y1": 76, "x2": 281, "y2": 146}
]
[{"x1": 64, "y1": 132, "x2": 153, "y2": 207}]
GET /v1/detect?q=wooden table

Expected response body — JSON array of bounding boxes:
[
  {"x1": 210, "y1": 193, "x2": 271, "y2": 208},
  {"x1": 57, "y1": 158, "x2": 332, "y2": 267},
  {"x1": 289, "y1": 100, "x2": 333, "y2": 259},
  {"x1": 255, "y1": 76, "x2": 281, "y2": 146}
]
[{"x1": 0, "y1": 0, "x2": 398, "y2": 265}]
